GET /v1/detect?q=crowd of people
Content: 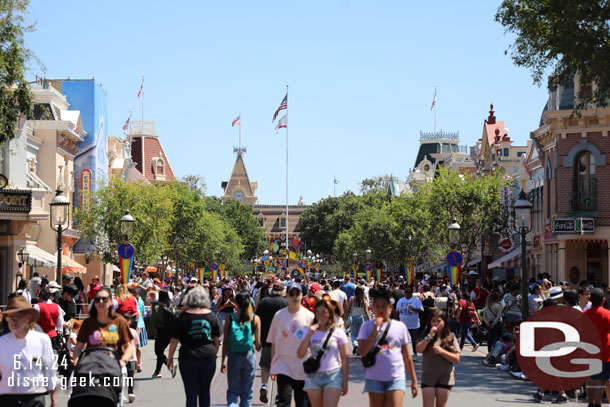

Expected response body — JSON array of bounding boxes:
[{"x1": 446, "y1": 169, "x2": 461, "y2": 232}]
[{"x1": 0, "y1": 268, "x2": 608, "y2": 407}]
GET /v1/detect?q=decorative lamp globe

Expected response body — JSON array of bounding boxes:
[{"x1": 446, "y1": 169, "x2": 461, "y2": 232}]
[
  {"x1": 49, "y1": 189, "x2": 70, "y2": 230},
  {"x1": 120, "y1": 210, "x2": 135, "y2": 239},
  {"x1": 514, "y1": 189, "x2": 532, "y2": 229}
]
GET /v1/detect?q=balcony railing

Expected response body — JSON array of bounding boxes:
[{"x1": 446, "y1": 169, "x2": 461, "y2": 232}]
[{"x1": 571, "y1": 177, "x2": 597, "y2": 211}]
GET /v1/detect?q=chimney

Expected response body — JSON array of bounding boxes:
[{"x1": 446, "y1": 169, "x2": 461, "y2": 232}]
[{"x1": 487, "y1": 103, "x2": 496, "y2": 125}]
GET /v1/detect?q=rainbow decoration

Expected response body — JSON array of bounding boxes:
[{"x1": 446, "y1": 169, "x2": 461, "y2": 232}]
[
  {"x1": 374, "y1": 266, "x2": 381, "y2": 282},
  {"x1": 198, "y1": 267, "x2": 205, "y2": 282},
  {"x1": 211, "y1": 263, "x2": 218, "y2": 281},
  {"x1": 343, "y1": 270, "x2": 348, "y2": 279},
  {"x1": 118, "y1": 243, "x2": 135, "y2": 285},
  {"x1": 406, "y1": 263, "x2": 414, "y2": 285},
  {"x1": 448, "y1": 264, "x2": 461, "y2": 286},
  {"x1": 219, "y1": 264, "x2": 227, "y2": 278},
  {"x1": 364, "y1": 262, "x2": 373, "y2": 282},
  {"x1": 351, "y1": 264, "x2": 359, "y2": 279}
]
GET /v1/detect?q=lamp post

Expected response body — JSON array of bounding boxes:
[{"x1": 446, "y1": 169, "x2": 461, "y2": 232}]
[
  {"x1": 50, "y1": 188, "x2": 70, "y2": 284},
  {"x1": 514, "y1": 189, "x2": 532, "y2": 321},
  {"x1": 120, "y1": 210, "x2": 134, "y2": 241},
  {"x1": 447, "y1": 219, "x2": 462, "y2": 286},
  {"x1": 118, "y1": 210, "x2": 136, "y2": 286},
  {"x1": 352, "y1": 252, "x2": 358, "y2": 279},
  {"x1": 365, "y1": 249, "x2": 372, "y2": 261},
  {"x1": 448, "y1": 218, "x2": 461, "y2": 250},
  {"x1": 17, "y1": 248, "x2": 29, "y2": 283}
]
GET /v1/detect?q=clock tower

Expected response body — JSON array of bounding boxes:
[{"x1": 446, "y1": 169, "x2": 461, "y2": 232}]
[{"x1": 221, "y1": 151, "x2": 258, "y2": 206}]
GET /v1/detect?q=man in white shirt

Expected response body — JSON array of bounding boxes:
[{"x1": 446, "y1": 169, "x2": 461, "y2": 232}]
[
  {"x1": 396, "y1": 286, "x2": 424, "y2": 359},
  {"x1": 0, "y1": 296, "x2": 57, "y2": 406},
  {"x1": 330, "y1": 280, "x2": 348, "y2": 312}
]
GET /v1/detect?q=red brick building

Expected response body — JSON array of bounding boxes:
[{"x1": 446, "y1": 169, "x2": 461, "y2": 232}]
[
  {"x1": 533, "y1": 76, "x2": 609, "y2": 286},
  {"x1": 129, "y1": 121, "x2": 175, "y2": 183}
]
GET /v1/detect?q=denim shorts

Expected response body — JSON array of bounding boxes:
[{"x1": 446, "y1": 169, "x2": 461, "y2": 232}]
[
  {"x1": 304, "y1": 368, "x2": 343, "y2": 390},
  {"x1": 364, "y1": 379, "x2": 406, "y2": 393}
]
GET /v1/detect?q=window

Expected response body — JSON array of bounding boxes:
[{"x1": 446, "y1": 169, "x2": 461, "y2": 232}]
[
  {"x1": 503, "y1": 148, "x2": 509, "y2": 157},
  {"x1": 517, "y1": 152, "x2": 525, "y2": 157},
  {"x1": 574, "y1": 151, "x2": 596, "y2": 210},
  {"x1": 156, "y1": 158, "x2": 165, "y2": 175},
  {"x1": 259, "y1": 218, "x2": 264, "y2": 227},
  {"x1": 280, "y1": 218, "x2": 286, "y2": 228}
]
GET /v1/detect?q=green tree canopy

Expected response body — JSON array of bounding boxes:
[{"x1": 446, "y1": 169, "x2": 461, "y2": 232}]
[
  {"x1": 495, "y1": 0, "x2": 610, "y2": 107},
  {"x1": 0, "y1": 0, "x2": 33, "y2": 144}
]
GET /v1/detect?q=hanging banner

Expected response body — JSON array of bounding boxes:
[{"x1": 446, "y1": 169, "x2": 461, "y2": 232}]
[
  {"x1": 351, "y1": 264, "x2": 359, "y2": 279},
  {"x1": 364, "y1": 262, "x2": 373, "y2": 282},
  {"x1": 219, "y1": 264, "x2": 226, "y2": 278},
  {"x1": 198, "y1": 267, "x2": 205, "y2": 282},
  {"x1": 406, "y1": 263, "x2": 414, "y2": 285},
  {"x1": 447, "y1": 250, "x2": 463, "y2": 286},
  {"x1": 118, "y1": 243, "x2": 135, "y2": 285},
  {"x1": 211, "y1": 263, "x2": 218, "y2": 281}
]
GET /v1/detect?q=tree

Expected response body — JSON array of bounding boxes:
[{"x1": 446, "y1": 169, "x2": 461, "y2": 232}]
[
  {"x1": 495, "y1": 0, "x2": 610, "y2": 107},
  {"x1": 0, "y1": 0, "x2": 33, "y2": 144},
  {"x1": 74, "y1": 179, "x2": 174, "y2": 265},
  {"x1": 181, "y1": 174, "x2": 206, "y2": 196},
  {"x1": 360, "y1": 174, "x2": 393, "y2": 194}
]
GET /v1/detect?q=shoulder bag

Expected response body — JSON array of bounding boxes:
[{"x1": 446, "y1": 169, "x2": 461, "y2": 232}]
[
  {"x1": 303, "y1": 327, "x2": 335, "y2": 374},
  {"x1": 361, "y1": 319, "x2": 391, "y2": 368}
]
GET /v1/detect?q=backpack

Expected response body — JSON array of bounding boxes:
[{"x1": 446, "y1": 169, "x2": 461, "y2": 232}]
[
  {"x1": 466, "y1": 303, "x2": 476, "y2": 320},
  {"x1": 229, "y1": 313, "x2": 253, "y2": 353}
]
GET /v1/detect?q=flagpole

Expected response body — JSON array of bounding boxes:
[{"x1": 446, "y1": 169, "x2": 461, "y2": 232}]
[
  {"x1": 434, "y1": 85, "x2": 437, "y2": 137},
  {"x1": 285, "y1": 85, "x2": 289, "y2": 253},
  {"x1": 141, "y1": 75, "x2": 145, "y2": 123},
  {"x1": 334, "y1": 176, "x2": 336, "y2": 197},
  {"x1": 239, "y1": 112, "x2": 242, "y2": 152}
]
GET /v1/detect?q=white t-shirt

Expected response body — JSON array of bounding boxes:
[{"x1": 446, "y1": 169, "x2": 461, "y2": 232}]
[
  {"x1": 396, "y1": 296, "x2": 424, "y2": 329},
  {"x1": 0, "y1": 331, "x2": 57, "y2": 394},
  {"x1": 267, "y1": 306, "x2": 314, "y2": 380},
  {"x1": 331, "y1": 289, "x2": 348, "y2": 306},
  {"x1": 308, "y1": 328, "x2": 348, "y2": 372}
]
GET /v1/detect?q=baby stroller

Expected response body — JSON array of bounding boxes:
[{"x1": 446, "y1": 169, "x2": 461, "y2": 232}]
[{"x1": 69, "y1": 347, "x2": 123, "y2": 407}]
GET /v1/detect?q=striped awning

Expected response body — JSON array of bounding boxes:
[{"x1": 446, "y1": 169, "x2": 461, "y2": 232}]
[
  {"x1": 25, "y1": 245, "x2": 56, "y2": 268},
  {"x1": 488, "y1": 249, "x2": 521, "y2": 269}
]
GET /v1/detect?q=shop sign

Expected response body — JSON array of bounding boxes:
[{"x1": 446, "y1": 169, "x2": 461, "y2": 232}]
[
  {"x1": 81, "y1": 169, "x2": 92, "y2": 213},
  {"x1": 552, "y1": 218, "x2": 595, "y2": 234},
  {"x1": 0, "y1": 189, "x2": 31, "y2": 213}
]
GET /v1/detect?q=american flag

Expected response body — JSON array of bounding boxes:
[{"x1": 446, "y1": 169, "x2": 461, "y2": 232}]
[
  {"x1": 137, "y1": 79, "x2": 143, "y2": 98},
  {"x1": 272, "y1": 94, "x2": 287, "y2": 122},
  {"x1": 430, "y1": 88, "x2": 437, "y2": 110},
  {"x1": 232, "y1": 114, "x2": 241, "y2": 127},
  {"x1": 122, "y1": 118, "x2": 130, "y2": 133}
]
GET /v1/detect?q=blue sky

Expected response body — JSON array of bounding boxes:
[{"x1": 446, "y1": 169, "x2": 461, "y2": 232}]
[{"x1": 27, "y1": 0, "x2": 548, "y2": 204}]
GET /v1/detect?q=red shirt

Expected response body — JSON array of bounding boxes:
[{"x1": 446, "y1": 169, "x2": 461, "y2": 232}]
[
  {"x1": 458, "y1": 299, "x2": 476, "y2": 323},
  {"x1": 473, "y1": 287, "x2": 489, "y2": 308},
  {"x1": 37, "y1": 301, "x2": 60, "y2": 338},
  {"x1": 88, "y1": 283, "x2": 101, "y2": 300},
  {"x1": 584, "y1": 305, "x2": 610, "y2": 362},
  {"x1": 116, "y1": 296, "x2": 138, "y2": 316}
]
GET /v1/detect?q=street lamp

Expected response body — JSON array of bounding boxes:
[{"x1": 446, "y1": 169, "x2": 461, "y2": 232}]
[
  {"x1": 448, "y1": 218, "x2": 461, "y2": 249},
  {"x1": 17, "y1": 248, "x2": 29, "y2": 282},
  {"x1": 50, "y1": 188, "x2": 70, "y2": 284},
  {"x1": 120, "y1": 210, "x2": 134, "y2": 241},
  {"x1": 365, "y1": 249, "x2": 372, "y2": 261},
  {"x1": 514, "y1": 189, "x2": 532, "y2": 321}
]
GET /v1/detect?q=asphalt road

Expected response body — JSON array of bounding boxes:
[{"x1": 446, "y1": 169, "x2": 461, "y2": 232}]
[{"x1": 46, "y1": 338, "x2": 592, "y2": 407}]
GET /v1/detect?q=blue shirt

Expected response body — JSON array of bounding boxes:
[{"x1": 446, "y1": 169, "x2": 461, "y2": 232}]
[{"x1": 340, "y1": 282, "x2": 356, "y2": 301}]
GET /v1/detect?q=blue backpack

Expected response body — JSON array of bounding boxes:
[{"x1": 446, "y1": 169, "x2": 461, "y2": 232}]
[{"x1": 229, "y1": 313, "x2": 253, "y2": 353}]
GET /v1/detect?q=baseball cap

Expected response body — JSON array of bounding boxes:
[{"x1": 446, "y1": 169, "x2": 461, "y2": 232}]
[
  {"x1": 189, "y1": 278, "x2": 199, "y2": 284},
  {"x1": 468, "y1": 270, "x2": 478, "y2": 275},
  {"x1": 548, "y1": 286, "x2": 563, "y2": 300},
  {"x1": 287, "y1": 282, "x2": 303, "y2": 292},
  {"x1": 310, "y1": 283, "x2": 321, "y2": 294}
]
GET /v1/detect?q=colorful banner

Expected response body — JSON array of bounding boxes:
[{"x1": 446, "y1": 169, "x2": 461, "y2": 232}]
[
  {"x1": 219, "y1": 264, "x2": 227, "y2": 278},
  {"x1": 118, "y1": 243, "x2": 135, "y2": 285},
  {"x1": 364, "y1": 262, "x2": 373, "y2": 282},
  {"x1": 351, "y1": 264, "x2": 359, "y2": 279},
  {"x1": 374, "y1": 267, "x2": 382, "y2": 282},
  {"x1": 288, "y1": 250, "x2": 299, "y2": 263},
  {"x1": 343, "y1": 270, "x2": 348, "y2": 279},
  {"x1": 448, "y1": 264, "x2": 462, "y2": 286},
  {"x1": 198, "y1": 267, "x2": 204, "y2": 282},
  {"x1": 211, "y1": 263, "x2": 218, "y2": 281},
  {"x1": 406, "y1": 263, "x2": 414, "y2": 285}
]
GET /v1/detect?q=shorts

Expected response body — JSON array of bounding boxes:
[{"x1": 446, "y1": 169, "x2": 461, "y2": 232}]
[
  {"x1": 591, "y1": 361, "x2": 610, "y2": 381},
  {"x1": 304, "y1": 369, "x2": 343, "y2": 390},
  {"x1": 421, "y1": 383, "x2": 453, "y2": 390},
  {"x1": 364, "y1": 379, "x2": 406, "y2": 393},
  {"x1": 259, "y1": 346, "x2": 272, "y2": 369}
]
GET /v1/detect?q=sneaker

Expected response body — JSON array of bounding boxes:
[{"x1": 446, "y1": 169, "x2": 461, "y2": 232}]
[
  {"x1": 128, "y1": 394, "x2": 136, "y2": 403},
  {"x1": 499, "y1": 364, "x2": 511, "y2": 372},
  {"x1": 472, "y1": 343, "x2": 479, "y2": 352},
  {"x1": 152, "y1": 372, "x2": 162, "y2": 379},
  {"x1": 509, "y1": 371, "x2": 523, "y2": 379},
  {"x1": 136, "y1": 364, "x2": 142, "y2": 373},
  {"x1": 533, "y1": 391, "x2": 543, "y2": 403},
  {"x1": 170, "y1": 363, "x2": 177, "y2": 378},
  {"x1": 260, "y1": 386, "x2": 268, "y2": 403},
  {"x1": 551, "y1": 395, "x2": 568, "y2": 404},
  {"x1": 481, "y1": 359, "x2": 494, "y2": 367},
  {"x1": 352, "y1": 346, "x2": 358, "y2": 355}
]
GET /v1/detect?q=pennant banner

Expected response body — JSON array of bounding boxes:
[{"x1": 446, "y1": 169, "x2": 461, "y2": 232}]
[
  {"x1": 351, "y1": 264, "x2": 359, "y2": 279},
  {"x1": 448, "y1": 264, "x2": 462, "y2": 286},
  {"x1": 406, "y1": 263, "x2": 414, "y2": 285},
  {"x1": 118, "y1": 243, "x2": 135, "y2": 285},
  {"x1": 219, "y1": 264, "x2": 226, "y2": 278},
  {"x1": 198, "y1": 267, "x2": 205, "y2": 282},
  {"x1": 364, "y1": 262, "x2": 373, "y2": 282},
  {"x1": 211, "y1": 263, "x2": 218, "y2": 281}
]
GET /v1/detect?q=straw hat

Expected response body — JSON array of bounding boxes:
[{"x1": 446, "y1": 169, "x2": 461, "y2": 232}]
[{"x1": 2, "y1": 296, "x2": 39, "y2": 323}]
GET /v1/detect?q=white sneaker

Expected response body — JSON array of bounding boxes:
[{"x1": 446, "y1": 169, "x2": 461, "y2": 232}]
[{"x1": 128, "y1": 394, "x2": 135, "y2": 403}]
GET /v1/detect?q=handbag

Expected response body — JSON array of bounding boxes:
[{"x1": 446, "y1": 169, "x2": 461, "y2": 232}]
[
  {"x1": 361, "y1": 319, "x2": 391, "y2": 368},
  {"x1": 303, "y1": 327, "x2": 335, "y2": 374}
]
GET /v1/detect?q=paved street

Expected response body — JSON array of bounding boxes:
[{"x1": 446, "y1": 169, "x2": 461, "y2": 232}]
[{"x1": 47, "y1": 339, "x2": 585, "y2": 407}]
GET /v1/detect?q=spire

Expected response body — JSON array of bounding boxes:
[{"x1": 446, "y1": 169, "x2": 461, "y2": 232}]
[{"x1": 487, "y1": 103, "x2": 496, "y2": 125}]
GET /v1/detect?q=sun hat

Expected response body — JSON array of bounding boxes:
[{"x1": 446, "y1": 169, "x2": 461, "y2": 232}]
[
  {"x1": 47, "y1": 281, "x2": 61, "y2": 293},
  {"x1": 548, "y1": 286, "x2": 563, "y2": 300},
  {"x1": 1, "y1": 296, "x2": 39, "y2": 323}
]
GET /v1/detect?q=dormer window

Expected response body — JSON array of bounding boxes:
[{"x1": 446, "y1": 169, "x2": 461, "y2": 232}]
[{"x1": 152, "y1": 157, "x2": 165, "y2": 179}]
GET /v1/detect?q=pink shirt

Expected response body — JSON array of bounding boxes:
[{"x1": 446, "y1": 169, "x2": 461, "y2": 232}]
[
  {"x1": 308, "y1": 328, "x2": 347, "y2": 372},
  {"x1": 267, "y1": 306, "x2": 314, "y2": 380}
]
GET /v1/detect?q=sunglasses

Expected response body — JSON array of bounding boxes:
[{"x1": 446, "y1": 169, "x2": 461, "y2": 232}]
[
  {"x1": 93, "y1": 296, "x2": 110, "y2": 303},
  {"x1": 287, "y1": 290, "x2": 301, "y2": 297}
]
